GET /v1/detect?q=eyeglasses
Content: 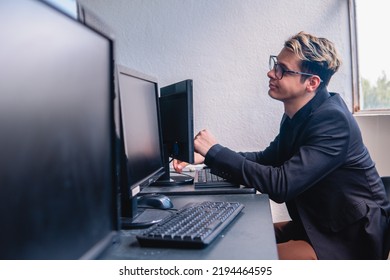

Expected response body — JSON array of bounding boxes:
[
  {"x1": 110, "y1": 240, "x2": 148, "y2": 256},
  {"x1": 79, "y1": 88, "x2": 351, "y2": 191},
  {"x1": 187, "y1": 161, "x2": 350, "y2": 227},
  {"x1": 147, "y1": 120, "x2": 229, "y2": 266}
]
[{"x1": 269, "y1": 55, "x2": 322, "y2": 82}]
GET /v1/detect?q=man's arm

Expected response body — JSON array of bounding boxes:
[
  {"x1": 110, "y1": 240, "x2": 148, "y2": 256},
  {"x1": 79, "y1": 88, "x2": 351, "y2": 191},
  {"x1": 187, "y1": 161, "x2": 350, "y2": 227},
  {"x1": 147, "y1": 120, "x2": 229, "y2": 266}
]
[{"x1": 204, "y1": 109, "x2": 350, "y2": 203}]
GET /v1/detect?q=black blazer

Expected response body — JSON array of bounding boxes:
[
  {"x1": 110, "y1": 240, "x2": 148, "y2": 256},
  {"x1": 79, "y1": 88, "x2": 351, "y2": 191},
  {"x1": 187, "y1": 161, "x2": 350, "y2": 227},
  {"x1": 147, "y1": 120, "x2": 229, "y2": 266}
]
[{"x1": 204, "y1": 88, "x2": 390, "y2": 259}]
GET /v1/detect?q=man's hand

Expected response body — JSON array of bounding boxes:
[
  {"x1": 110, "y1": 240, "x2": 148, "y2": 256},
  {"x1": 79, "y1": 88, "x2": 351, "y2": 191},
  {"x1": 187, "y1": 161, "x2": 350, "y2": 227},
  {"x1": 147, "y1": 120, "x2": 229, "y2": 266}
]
[
  {"x1": 172, "y1": 129, "x2": 218, "y2": 173},
  {"x1": 172, "y1": 152, "x2": 205, "y2": 173},
  {"x1": 194, "y1": 129, "x2": 218, "y2": 156}
]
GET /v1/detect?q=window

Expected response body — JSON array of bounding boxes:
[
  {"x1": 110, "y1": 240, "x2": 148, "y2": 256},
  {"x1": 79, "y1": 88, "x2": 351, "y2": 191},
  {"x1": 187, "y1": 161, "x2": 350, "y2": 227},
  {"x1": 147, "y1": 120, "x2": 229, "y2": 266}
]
[
  {"x1": 351, "y1": 0, "x2": 390, "y2": 112},
  {"x1": 44, "y1": 0, "x2": 77, "y2": 18}
]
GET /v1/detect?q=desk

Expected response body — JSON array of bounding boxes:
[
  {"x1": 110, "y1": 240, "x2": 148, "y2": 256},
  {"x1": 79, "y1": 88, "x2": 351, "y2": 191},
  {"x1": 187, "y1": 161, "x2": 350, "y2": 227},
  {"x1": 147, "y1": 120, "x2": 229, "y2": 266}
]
[
  {"x1": 141, "y1": 183, "x2": 255, "y2": 195},
  {"x1": 141, "y1": 170, "x2": 256, "y2": 195},
  {"x1": 101, "y1": 193, "x2": 278, "y2": 260}
]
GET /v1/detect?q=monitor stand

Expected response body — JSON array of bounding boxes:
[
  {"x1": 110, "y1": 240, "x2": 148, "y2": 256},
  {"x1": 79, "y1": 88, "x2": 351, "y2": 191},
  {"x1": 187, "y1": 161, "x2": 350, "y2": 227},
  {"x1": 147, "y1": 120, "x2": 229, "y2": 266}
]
[
  {"x1": 151, "y1": 151, "x2": 194, "y2": 186},
  {"x1": 121, "y1": 208, "x2": 172, "y2": 229},
  {"x1": 153, "y1": 171, "x2": 194, "y2": 186},
  {"x1": 121, "y1": 196, "x2": 172, "y2": 229}
]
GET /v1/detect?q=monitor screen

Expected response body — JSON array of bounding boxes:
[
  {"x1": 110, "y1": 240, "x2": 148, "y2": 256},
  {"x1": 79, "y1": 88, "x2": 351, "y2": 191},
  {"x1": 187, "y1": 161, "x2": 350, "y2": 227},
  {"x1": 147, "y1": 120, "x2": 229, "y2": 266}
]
[
  {"x1": 154, "y1": 80, "x2": 195, "y2": 186},
  {"x1": 0, "y1": 0, "x2": 116, "y2": 259},
  {"x1": 116, "y1": 65, "x2": 166, "y2": 227}
]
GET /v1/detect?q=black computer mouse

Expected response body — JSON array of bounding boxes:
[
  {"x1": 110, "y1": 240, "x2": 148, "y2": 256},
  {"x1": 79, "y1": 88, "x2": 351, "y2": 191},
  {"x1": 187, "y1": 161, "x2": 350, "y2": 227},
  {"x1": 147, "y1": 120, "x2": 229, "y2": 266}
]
[{"x1": 137, "y1": 193, "x2": 174, "y2": 210}]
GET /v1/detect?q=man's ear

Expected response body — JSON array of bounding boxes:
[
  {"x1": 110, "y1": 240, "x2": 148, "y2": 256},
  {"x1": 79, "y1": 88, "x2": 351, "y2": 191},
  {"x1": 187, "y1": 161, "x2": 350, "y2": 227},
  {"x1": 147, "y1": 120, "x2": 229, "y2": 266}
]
[{"x1": 306, "y1": 76, "x2": 321, "y2": 93}]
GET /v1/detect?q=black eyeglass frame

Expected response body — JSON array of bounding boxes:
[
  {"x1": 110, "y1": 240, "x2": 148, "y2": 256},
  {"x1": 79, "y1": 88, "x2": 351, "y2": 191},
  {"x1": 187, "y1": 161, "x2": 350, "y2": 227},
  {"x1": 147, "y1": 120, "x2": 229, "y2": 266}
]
[{"x1": 269, "y1": 55, "x2": 323, "y2": 82}]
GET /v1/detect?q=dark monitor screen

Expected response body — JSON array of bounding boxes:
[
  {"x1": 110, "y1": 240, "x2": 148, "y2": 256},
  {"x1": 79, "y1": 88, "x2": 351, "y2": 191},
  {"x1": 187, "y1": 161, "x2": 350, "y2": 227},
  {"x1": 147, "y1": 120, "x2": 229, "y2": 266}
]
[
  {"x1": 116, "y1": 65, "x2": 166, "y2": 227},
  {"x1": 160, "y1": 80, "x2": 194, "y2": 163},
  {"x1": 0, "y1": 0, "x2": 116, "y2": 259},
  {"x1": 154, "y1": 80, "x2": 195, "y2": 186}
]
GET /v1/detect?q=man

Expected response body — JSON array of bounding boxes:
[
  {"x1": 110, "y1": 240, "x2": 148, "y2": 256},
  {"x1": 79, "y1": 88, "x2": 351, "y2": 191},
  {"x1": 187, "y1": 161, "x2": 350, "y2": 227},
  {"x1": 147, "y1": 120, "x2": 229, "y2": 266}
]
[{"x1": 174, "y1": 32, "x2": 390, "y2": 259}]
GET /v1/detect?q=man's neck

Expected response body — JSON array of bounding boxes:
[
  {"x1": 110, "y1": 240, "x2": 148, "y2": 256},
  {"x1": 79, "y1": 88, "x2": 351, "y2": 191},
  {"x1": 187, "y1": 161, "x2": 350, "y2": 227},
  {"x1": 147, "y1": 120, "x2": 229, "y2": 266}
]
[{"x1": 284, "y1": 91, "x2": 316, "y2": 118}]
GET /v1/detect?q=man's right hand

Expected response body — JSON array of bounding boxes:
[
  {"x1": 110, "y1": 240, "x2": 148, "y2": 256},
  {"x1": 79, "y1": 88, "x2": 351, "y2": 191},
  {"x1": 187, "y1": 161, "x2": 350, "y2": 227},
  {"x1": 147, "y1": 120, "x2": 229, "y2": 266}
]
[{"x1": 172, "y1": 152, "x2": 205, "y2": 173}]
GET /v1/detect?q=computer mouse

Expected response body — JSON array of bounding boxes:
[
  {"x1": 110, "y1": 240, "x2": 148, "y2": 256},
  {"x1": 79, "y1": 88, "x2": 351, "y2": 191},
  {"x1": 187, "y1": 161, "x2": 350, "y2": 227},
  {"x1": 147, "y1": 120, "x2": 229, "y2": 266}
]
[{"x1": 137, "y1": 193, "x2": 174, "y2": 210}]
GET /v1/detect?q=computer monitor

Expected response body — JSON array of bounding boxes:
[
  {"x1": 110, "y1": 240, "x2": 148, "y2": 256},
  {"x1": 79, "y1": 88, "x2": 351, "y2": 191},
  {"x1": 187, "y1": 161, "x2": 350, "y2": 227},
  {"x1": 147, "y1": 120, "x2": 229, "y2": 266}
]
[
  {"x1": 0, "y1": 0, "x2": 116, "y2": 259},
  {"x1": 153, "y1": 80, "x2": 195, "y2": 186},
  {"x1": 116, "y1": 65, "x2": 169, "y2": 228}
]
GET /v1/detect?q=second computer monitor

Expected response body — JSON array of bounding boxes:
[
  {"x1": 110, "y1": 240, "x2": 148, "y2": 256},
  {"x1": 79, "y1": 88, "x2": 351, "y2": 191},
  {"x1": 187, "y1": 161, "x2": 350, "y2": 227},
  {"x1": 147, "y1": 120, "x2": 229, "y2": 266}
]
[
  {"x1": 155, "y1": 79, "x2": 195, "y2": 185},
  {"x1": 116, "y1": 65, "x2": 166, "y2": 226}
]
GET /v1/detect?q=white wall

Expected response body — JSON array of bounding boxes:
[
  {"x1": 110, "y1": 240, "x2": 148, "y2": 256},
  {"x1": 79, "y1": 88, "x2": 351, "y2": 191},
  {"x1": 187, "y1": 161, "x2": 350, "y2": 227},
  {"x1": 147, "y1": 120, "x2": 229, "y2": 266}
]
[
  {"x1": 77, "y1": 0, "x2": 352, "y2": 222},
  {"x1": 78, "y1": 0, "x2": 352, "y2": 151},
  {"x1": 355, "y1": 115, "x2": 390, "y2": 176}
]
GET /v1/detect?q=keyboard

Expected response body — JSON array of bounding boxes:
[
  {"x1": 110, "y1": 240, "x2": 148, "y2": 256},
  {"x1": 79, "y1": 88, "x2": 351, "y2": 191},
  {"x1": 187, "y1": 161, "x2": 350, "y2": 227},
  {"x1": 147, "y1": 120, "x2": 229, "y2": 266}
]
[
  {"x1": 194, "y1": 168, "x2": 239, "y2": 188},
  {"x1": 136, "y1": 200, "x2": 244, "y2": 248}
]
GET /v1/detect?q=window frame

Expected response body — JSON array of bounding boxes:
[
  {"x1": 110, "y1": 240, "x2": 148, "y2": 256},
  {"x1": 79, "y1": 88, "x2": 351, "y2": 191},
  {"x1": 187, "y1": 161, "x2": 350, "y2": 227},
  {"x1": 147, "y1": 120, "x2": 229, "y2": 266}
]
[{"x1": 348, "y1": 0, "x2": 390, "y2": 115}]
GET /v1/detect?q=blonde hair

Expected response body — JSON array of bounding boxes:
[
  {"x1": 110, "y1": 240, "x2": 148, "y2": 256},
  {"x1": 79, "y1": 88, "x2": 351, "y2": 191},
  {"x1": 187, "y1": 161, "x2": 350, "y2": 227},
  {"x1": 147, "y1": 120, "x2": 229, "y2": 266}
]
[{"x1": 284, "y1": 31, "x2": 341, "y2": 86}]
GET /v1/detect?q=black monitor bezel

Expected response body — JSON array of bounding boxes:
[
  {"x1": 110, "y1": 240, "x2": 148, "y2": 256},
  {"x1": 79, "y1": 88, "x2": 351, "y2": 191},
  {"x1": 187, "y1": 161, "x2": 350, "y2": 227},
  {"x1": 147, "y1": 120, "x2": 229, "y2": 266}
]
[
  {"x1": 75, "y1": 0, "x2": 118, "y2": 260},
  {"x1": 152, "y1": 79, "x2": 195, "y2": 186},
  {"x1": 116, "y1": 64, "x2": 166, "y2": 221},
  {"x1": 159, "y1": 79, "x2": 195, "y2": 163},
  {"x1": 0, "y1": 0, "x2": 118, "y2": 260}
]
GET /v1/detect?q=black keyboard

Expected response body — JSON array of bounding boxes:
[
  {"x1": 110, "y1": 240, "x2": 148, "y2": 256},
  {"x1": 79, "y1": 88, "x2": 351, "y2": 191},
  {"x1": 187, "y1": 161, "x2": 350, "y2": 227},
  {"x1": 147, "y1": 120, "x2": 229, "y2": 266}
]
[
  {"x1": 194, "y1": 168, "x2": 239, "y2": 188},
  {"x1": 136, "y1": 201, "x2": 244, "y2": 248}
]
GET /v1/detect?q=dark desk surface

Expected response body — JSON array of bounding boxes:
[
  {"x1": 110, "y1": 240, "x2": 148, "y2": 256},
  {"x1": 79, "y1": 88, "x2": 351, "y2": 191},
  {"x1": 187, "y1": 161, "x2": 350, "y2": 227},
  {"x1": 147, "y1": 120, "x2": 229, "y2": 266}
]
[{"x1": 101, "y1": 193, "x2": 278, "y2": 260}]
